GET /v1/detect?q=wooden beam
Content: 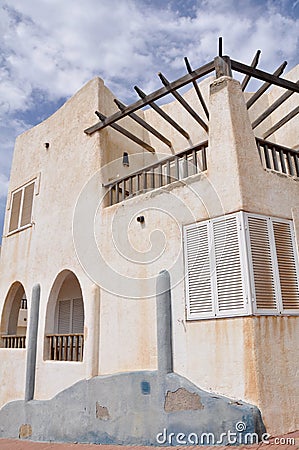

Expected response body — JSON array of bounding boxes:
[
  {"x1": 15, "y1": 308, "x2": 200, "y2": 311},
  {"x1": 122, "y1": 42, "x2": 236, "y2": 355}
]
[
  {"x1": 95, "y1": 111, "x2": 155, "y2": 153},
  {"x1": 246, "y1": 61, "x2": 288, "y2": 109},
  {"x1": 114, "y1": 99, "x2": 172, "y2": 147},
  {"x1": 184, "y1": 57, "x2": 209, "y2": 119},
  {"x1": 218, "y1": 36, "x2": 223, "y2": 57},
  {"x1": 134, "y1": 85, "x2": 190, "y2": 140},
  {"x1": 158, "y1": 72, "x2": 209, "y2": 132},
  {"x1": 84, "y1": 60, "x2": 215, "y2": 135},
  {"x1": 241, "y1": 50, "x2": 261, "y2": 91},
  {"x1": 263, "y1": 105, "x2": 299, "y2": 139},
  {"x1": 230, "y1": 59, "x2": 298, "y2": 91},
  {"x1": 252, "y1": 79, "x2": 299, "y2": 129}
]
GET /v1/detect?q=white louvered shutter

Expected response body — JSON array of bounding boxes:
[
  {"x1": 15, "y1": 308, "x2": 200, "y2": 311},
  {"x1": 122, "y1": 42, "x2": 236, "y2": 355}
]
[
  {"x1": 20, "y1": 182, "x2": 34, "y2": 227},
  {"x1": 185, "y1": 222, "x2": 213, "y2": 319},
  {"x1": 272, "y1": 220, "x2": 299, "y2": 312},
  {"x1": 9, "y1": 190, "x2": 22, "y2": 232},
  {"x1": 213, "y1": 215, "x2": 247, "y2": 316},
  {"x1": 58, "y1": 299, "x2": 71, "y2": 333},
  {"x1": 72, "y1": 298, "x2": 84, "y2": 333},
  {"x1": 247, "y1": 216, "x2": 278, "y2": 313}
]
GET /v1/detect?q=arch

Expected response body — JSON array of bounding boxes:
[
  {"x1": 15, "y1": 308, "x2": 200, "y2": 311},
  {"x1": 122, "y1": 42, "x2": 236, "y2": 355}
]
[
  {"x1": 44, "y1": 270, "x2": 85, "y2": 362},
  {"x1": 1, "y1": 281, "x2": 27, "y2": 348}
]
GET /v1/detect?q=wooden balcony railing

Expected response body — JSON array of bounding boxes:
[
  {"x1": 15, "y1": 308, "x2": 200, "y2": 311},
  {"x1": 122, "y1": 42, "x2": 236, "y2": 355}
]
[
  {"x1": 46, "y1": 334, "x2": 84, "y2": 362},
  {"x1": 256, "y1": 138, "x2": 299, "y2": 177},
  {"x1": 104, "y1": 141, "x2": 208, "y2": 206},
  {"x1": 1, "y1": 335, "x2": 26, "y2": 349}
]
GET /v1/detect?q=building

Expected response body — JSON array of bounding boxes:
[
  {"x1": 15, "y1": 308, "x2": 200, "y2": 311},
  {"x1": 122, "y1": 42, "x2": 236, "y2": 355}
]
[{"x1": 0, "y1": 50, "x2": 298, "y2": 444}]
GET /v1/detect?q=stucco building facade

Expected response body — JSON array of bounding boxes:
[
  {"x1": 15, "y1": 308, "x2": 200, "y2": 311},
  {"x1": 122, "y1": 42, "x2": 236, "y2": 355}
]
[{"x1": 0, "y1": 54, "x2": 298, "y2": 444}]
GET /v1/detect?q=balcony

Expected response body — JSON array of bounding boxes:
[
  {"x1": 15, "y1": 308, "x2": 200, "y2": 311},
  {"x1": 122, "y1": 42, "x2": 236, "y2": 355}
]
[
  {"x1": 104, "y1": 141, "x2": 208, "y2": 206},
  {"x1": 256, "y1": 139, "x2": 299, "y2": 177},
  {"x1": 1, "y1": 335, "x2": 26, "y2": 349},
  {"x1": 46, "y1": 333, "x2": 84, "y2": 362}
]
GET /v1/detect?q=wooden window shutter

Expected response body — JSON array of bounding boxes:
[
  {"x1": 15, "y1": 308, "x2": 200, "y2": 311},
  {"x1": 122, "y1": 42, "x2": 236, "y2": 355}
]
[
  {"x1": 9, "y1": 190, "x2": 22, "y2": 232},
  {"x1": 58, "y1": 299, "x2": 71, "y2": 334},
  {"x1": 20, "y1": 182, "x2": 34, "y2": 227},
  {"x1": 71, "y1": 298, "x2": 84, "y2": 333},
  {"x1": 213, "y1": 216, "x2": 246, "y2": 315},
  {"x1": 185, "y1": 222, "x2": 213, "y2": 319},
  {"x1": 247, "y1": 216, "x2": 277, "y2": 312},
  {"x1": 273, "y1": 221, "x2": 299, "y2": 312}
]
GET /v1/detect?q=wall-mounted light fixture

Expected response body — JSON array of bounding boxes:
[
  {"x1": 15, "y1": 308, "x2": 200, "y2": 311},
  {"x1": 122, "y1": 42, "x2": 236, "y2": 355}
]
[{"x1": 122, "y1": 152, "x2": 129, "y2": 166}]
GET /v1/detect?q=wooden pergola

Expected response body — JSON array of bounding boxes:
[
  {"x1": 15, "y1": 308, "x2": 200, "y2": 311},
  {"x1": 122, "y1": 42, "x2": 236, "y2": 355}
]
[{"x1": 84, "y1": 38, "x2": 299, "y2": 153}]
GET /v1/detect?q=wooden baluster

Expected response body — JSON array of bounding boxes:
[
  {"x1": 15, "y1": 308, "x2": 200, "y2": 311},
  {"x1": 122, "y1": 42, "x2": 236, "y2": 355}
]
[
  {"x1": 192, "y1": 149, "x2": 198, "y2": 173},
  {"x1": 175, "y1": 157, "x2": 180, "y2": 180},
  {"x1": 115, "y1": 182, "x2": 120, "y2": 203},
  {"x1": 143, "y1": 171, "x2": 147, "y2": 190},
  {"x1": 286, "y1": 151, "x2": 294, "y2": 176},
  {"x1": 129, "y1": 177, "x2": 133, "y2": 197},
  {"x1": 294, "y1": 154, "x2": 299, "y2": 177},
  {"x1": 279, "y1": 149, "x2": 287, "y2": 173},
  {"x1": 263, "y1": 144, "x2": 271, "y2": 169},
  {"x1": 271, "y1": 146, "x2": 279, "y2": 171},
  {"x1": 109, "y1": 186, "x2": 113, "y2": 206},
  {"x1": 75, "y1": 335, "x2": 79, "y2": 362},
  {"x1": 166, "y1": 160, "x2": 171, "y2": 184},
  {"x1": 151, "y1": 168, "x2": 155, "y2": 189}
]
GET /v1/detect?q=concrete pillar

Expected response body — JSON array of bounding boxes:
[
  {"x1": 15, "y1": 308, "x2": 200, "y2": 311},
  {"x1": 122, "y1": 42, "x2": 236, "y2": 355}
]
[
  {"x1": 25, "y1": 284, "x2": 40, "y2": 402},
  {"x1": 208, "y1": 75, "x2": 262, "y2": 213},
  {"x1": 156, "y1": 270, "x2": 173, "y2": 375},
  {"x1": 86, "y1": 284, "x2": 101, "y2": 377}
]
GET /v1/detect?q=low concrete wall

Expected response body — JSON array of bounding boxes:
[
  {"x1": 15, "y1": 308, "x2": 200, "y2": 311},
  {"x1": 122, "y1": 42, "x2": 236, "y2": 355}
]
[{"x1": 0, "y1": 371, "x2": 265, "y2": 445}]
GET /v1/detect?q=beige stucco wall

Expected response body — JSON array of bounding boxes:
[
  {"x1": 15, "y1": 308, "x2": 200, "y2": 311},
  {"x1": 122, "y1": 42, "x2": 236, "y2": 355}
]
[{"x1": 0, "y1": 66, "x2": 298, "y2": 435}]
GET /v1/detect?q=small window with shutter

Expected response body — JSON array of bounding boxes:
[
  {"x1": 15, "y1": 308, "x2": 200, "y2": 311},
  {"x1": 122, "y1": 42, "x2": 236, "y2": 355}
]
[
  {"x1": 8, "y1": 181, "x2": 35, "y2": 233},
  {"x1": 246, "y1": 214, "x2": 299, "y2": 315},
  {"x1": 184, "y1": 212, "x2": 299, "y2": 320},
  {"x1": 184, "y1": 213, "x2": 249, "y2": 320},
  {"x1": 57, "y1": 298, "x2": 84, "y2": 334}
]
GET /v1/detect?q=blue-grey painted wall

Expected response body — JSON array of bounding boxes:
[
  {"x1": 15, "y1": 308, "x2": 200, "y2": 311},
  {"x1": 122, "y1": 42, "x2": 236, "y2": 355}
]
[{"x1": 0, "y1": 370, "x2": 265, "y2": 445}]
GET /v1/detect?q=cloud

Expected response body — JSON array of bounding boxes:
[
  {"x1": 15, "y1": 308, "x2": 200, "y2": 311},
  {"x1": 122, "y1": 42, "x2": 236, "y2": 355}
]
[{"x1": 0, "y1": 0, "x2": 298, "y2": 240}]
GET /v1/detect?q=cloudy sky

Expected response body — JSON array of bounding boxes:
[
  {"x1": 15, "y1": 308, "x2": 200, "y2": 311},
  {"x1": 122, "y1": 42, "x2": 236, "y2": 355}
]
[{"x1": 0, "y1": 0, "x2": 298, "y2": 240}]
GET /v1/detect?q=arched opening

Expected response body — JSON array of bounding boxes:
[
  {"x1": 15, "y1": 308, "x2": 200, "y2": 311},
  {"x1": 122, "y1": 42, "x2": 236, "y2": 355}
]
[
  {"x1": 45, "y1": 270, "x2": 84, "y2": 362},
  {"x1": 1, "y1": 282, "x2": 27, "y2": 348}
]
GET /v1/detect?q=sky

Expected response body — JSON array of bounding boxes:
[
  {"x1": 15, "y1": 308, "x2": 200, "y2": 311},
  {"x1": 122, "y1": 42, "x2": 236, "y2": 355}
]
[{"x1": 0, "y1": 0, "x2": 298, "y2": 241}]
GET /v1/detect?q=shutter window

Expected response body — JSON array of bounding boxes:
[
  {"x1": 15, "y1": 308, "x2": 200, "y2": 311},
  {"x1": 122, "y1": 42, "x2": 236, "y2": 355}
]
[
  {"x1": 247, "y1": 216, "x2": 277, "y2": 312},
  {"x1": 185, "y1": 213, "x2": 248, "y2": 320},
  {"x1": 9, "y1": 190, "x2": 22, "y2": 232},
  {"x1": 185, "y1": 222, "x2": 213, "y2": 318},
  {"x1": 20, "y1": 183, "x2": 34, "y2": 227},
  {"x1": 58, "y1": 298, "x2": 84, "y2": 333},
  {"x1": 72, "y1": 298, "x2": 84, "y2": 333},
  {"x1": 273, "y1": 221, "x2": 299, "y2": 311},
  {"x1": 213, "y1": 216, "x2": 246, "y2": 315},
  {"x1": 184, "y1": 212, "x2": 299, "y2": 320},
  {"x1": 8, "y1": 181, "x2": 35, "y2": 233},
  {"x1": 58, "y1": 299, "x2": 71, "y2": 333}
]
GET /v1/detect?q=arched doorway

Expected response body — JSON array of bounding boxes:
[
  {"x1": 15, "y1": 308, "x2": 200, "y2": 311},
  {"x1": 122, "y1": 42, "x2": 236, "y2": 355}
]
[
  {"x1": 1, "y1": 282, "x2": 27, "y2": 348},
  {"x1": 45, "y1": 270, "x2": 84, "y2": 362}
]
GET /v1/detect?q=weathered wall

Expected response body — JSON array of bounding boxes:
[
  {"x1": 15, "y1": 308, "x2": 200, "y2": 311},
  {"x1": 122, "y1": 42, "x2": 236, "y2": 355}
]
[{"x1": 0, "y1": 371, "x2": 265, "y2": 445}]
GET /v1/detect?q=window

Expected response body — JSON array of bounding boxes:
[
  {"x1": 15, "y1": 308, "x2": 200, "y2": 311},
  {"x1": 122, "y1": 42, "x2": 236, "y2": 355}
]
[
  {"x1": 9, "y1": 181, "x2": 35, "y2": 233},
  {"x1": 184, "y1": 212, "x2": 299, "y2": 320},
  {"x1": 57, "y1": 298, "x2": 84, "y2": 334}
]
